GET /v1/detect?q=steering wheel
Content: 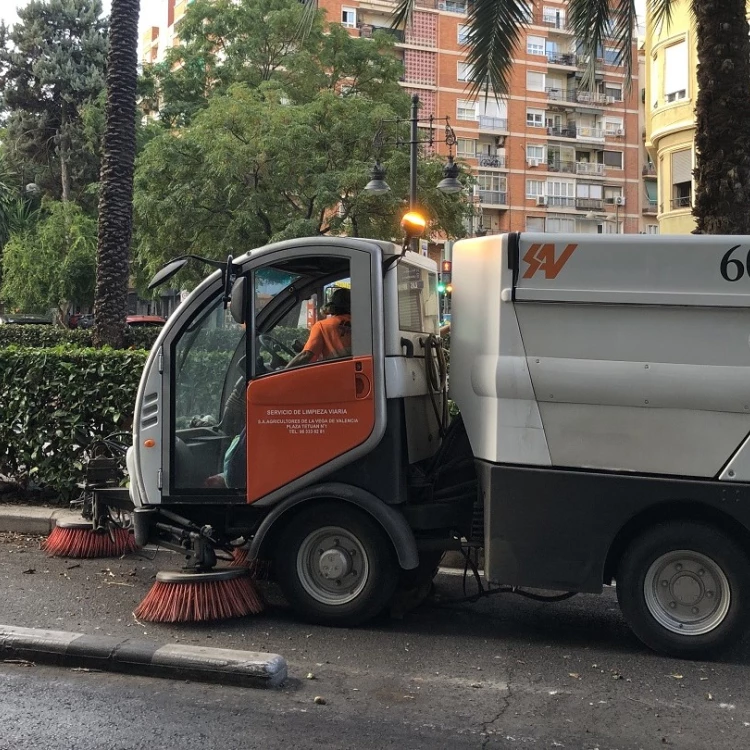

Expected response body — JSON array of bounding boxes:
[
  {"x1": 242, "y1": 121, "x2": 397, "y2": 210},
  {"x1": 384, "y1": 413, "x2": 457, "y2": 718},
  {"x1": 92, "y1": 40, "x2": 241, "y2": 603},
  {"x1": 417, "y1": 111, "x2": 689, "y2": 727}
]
[{"x1": 258, "y1": 334, "x2": 296, "y2": 368}]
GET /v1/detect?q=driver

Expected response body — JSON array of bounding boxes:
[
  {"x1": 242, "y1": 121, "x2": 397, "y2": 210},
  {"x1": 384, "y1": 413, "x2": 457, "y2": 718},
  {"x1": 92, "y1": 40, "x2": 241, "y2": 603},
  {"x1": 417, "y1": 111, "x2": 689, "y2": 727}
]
[{"x1": 286, "y1": 287, "x2": 352, "y2": 368}]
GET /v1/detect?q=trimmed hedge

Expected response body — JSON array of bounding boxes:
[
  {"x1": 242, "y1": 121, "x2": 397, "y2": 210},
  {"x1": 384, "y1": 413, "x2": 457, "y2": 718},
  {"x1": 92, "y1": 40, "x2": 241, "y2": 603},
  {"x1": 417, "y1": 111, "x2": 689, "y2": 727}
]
[
  {"x1": 0, "y1": 324, "x2": 160, "y2": 351},
  {"x1": 0, "y1": 345, "x2": 147, "y2": 498}
]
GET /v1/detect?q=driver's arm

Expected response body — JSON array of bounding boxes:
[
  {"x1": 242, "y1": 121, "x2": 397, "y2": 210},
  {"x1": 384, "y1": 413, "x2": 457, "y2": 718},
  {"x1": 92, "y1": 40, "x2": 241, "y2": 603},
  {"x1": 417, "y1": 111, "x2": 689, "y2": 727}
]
[{"x1": 286, "y1": 321, "x2": 324, "y2": 368}]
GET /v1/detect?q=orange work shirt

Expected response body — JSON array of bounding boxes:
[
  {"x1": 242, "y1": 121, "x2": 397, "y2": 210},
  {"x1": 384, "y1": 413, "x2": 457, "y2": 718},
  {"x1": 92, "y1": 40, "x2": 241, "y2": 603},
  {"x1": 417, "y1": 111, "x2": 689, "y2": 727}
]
[{"x1": 304, "y1": 314, "x2": 352, "y2": 362}]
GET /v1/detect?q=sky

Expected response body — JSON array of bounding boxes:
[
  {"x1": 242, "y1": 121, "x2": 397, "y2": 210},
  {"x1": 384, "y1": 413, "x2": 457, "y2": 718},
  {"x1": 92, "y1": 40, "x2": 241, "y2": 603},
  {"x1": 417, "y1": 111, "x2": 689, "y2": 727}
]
[
  {"x1": 0, "y1": 0, "x2": 160, "y2": 31},
  {"x1": 0, "y1": 0, "x2": 647, "y2": 33}
]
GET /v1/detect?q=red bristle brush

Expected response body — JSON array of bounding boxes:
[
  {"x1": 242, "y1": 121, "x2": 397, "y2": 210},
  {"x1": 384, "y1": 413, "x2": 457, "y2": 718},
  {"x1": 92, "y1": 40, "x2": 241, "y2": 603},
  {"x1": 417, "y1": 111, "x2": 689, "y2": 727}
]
[
  {"x1": 230, "y1": 547, "x2": 273, "y2": 580},
  {"x1": 133, "y1": 569, "x2": 264, "y2": 623},
  {"x1": 43, "y1": 521, "x2": 137, "y2": 559}
]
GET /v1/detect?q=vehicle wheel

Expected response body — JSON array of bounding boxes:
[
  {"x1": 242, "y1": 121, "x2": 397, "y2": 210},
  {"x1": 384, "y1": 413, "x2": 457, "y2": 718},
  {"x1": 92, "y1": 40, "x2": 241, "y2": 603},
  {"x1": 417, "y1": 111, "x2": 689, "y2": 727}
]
[
  {"x1": 274, "y1": 502, "x2": 399, "y2": 626},
  {"x1": 616, "y1": 522, "x2": 750, "y2": 658}
]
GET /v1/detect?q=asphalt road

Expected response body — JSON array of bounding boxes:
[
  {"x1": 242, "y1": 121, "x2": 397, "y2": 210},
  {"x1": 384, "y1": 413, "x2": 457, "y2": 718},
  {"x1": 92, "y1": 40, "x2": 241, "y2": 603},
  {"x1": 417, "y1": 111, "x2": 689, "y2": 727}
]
[{"x1": 1, "y1": 531, "x2": 749, "y2": 749}]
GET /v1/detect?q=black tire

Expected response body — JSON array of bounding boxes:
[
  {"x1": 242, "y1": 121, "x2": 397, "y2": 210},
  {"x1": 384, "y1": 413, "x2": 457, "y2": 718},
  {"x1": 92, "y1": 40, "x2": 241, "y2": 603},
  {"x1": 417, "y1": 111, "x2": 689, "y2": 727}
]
[
  {"x1": 616, "y1": 521, "x2": 750, "y2": 658},
  {"x1": 274, "y1": 502, "x2": 399, "y2": 627}
]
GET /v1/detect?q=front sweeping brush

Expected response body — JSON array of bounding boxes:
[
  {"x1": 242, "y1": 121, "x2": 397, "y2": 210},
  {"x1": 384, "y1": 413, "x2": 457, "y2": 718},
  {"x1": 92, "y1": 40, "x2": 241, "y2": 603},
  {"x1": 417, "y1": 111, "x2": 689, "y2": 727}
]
[
  {"x1": 230, "y1": 547, "x2": 273, "y2": 580},
  {"x1": 133, "y1": 568, "x2": 264, "y2": 623},
  {"x1": 43, "y1": 521, "x2": 137, "y2": 559}
]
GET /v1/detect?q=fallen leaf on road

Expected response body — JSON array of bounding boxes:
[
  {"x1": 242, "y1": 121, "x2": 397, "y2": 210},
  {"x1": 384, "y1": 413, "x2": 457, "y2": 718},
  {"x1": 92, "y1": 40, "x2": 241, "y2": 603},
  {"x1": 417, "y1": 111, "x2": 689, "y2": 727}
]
[
  {"x1": 707, "y1": 693, "x2": 713, "y2": 701},
  {"x1": 313, "y1": 696, "x2": 326, "y2": 705},
  {"x1": 66, "y1": 564, "x2": 80, "y2": 570},
  {"x1": 306, "y1": 673, "x2": 315, "y2": 680},
  {"x1": 670, "y1": 674, "x2": 683, "y2": 680},
  {"x1": 569, "y1": 673, "x2": 580, "y2": 679},
  {"x1": 2, "y1": 659, "x2": 34, "y2": 667},
  {"x1": 21, "y1": 568, "x2": 35, "y2": 574}
]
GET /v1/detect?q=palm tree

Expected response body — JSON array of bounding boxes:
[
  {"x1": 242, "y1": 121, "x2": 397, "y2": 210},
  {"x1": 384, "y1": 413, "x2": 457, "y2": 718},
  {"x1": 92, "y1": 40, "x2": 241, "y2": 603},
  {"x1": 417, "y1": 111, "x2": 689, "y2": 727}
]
[
  {"x1": 93, "y1": 0, "x2": 140, "y2": 348},
  {"x1": 392, "y1": 0, "x2": 750, "y2": 234}
]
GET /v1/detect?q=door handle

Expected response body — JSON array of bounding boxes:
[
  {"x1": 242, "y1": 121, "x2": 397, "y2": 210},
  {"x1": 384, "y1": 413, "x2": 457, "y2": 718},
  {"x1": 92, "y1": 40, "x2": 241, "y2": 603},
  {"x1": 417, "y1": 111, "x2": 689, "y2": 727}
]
[{"x1": 354, "y1": 372, "x2": 371, "y2": 399}]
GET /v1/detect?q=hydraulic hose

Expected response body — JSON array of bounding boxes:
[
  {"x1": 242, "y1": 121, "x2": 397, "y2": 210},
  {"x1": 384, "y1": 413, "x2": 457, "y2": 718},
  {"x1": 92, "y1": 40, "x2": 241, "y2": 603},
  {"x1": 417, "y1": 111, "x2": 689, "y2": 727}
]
[{"x1": 423, "y1": 333, "x2": 449, "y2": 438}]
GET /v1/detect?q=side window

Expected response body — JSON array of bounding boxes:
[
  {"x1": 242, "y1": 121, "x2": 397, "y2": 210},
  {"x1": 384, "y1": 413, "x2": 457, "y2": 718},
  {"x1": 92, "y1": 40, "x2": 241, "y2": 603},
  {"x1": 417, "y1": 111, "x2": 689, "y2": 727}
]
[{"x1": 255, "y1": 259, "x2": 352, "y2": 372}]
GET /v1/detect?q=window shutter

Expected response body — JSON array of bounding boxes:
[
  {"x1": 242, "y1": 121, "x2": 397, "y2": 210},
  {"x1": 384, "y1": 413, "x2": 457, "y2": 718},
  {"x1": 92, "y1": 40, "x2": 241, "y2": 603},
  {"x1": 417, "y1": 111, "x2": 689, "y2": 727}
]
[{"x1": 671, "y1": 149, "x2": 692, "y2": 184}]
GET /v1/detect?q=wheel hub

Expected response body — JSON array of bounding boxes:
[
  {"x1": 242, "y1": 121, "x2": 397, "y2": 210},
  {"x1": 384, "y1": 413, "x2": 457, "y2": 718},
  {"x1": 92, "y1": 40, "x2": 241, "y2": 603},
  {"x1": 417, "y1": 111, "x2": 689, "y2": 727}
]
[
  {"x1": 318, "y1": 548, "x2": 351, "y2": 580},
  {"x1": 644, "y1": 550, "x2": 730, "y2": 635}
]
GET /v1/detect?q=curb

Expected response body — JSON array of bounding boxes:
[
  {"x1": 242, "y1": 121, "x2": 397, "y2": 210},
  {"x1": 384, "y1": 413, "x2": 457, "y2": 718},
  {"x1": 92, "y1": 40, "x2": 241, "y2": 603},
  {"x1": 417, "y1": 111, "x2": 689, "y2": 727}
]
[
  {"x1": 0, "y1": 505, "x2": 82, "y2": 535},
  {"x1": 0, "y1": 625, "x2": 287, "y2": 688}
]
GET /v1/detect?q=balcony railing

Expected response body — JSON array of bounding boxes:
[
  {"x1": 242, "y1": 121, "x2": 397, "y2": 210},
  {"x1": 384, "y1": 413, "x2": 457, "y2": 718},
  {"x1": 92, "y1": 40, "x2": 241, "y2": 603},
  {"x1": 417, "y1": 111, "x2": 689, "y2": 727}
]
[
  {"x1": 547, "y1": 196, "x2": 576, "y2": 208},
  {"x1": 547, "y1": 125, "x2": 577, "y2": 139},
  {"x1": 576, "y1": 161, "x2": 604, "y2": 176},
  {"x1": 642, "y1": 164, "x2": 657, "y2": 176},
  {"x1": 358, "y1": 25, "x2": 405, "y2": 42},
  {"x1": 547, "y1": 159, "x2": 576, "y2": 173},
  {"x1": 437, "y1": 0, "x2": 468, "y2": 12},
  {"x1": 546, "y1": 52, "x2": 576, "y2": 66},
  {"x1": 575, "y1": 198, "x2": 604, "y2": 211},
  {"x1": 478, "y1": 154, "x2": 506, "y2": 168},
  {"x1": 546, "y1": 88, "x2": 613, "y2": 106},
  {"x1": 577, "y1": 126, "x2": 604, "y2": 140},
  {"x1": 479, "y1": 190, "x2": 508, "y2": 205},
  {"x1": 643, "y1": 200, "x2": 658, "y2": 214},
  {"x1": 478, "y1": 116, "x2": 508, "y2": 132},
  {"x1": 670, "y1": 196, "x2": 692, "y2": 209}
]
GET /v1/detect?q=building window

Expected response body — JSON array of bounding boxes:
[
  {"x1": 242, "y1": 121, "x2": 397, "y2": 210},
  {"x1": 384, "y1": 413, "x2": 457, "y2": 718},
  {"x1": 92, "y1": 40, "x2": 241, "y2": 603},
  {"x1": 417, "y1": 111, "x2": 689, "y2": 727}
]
[
  {"x1": 457, "y1": 99, "x2": 478, "y2": 120},
  {"x1": 647, "y1": 224, "x2": 659, "y2": 234},
  {"x1": 527, "y1": 216, "x2": 545, "y2": 232},
  {"x1": 577, "y1": 183, "x2": 603, "y2": 199},
  {"x1": 546, "y1": 216, "x2": 576, "y2": 233},
  {"x1": 477, "y1": 172, "x2": 506, "y2": 192},
  {"x1": 671, "y1": 148, "x2": 693, "y2": 208},
  {"x1": 457, "y1": 62, "x2": 474, "y2": 81},
  {"x1": 603, "y1": 150, "x2": 623, "y2": 169},
  {"x1": 664, "y1": 40, "x2": 688, "y2": 103},
  {"x1": 527, "y1": 144, "x2": 546, "y2": 161},
  {"x1": 604, "y1": 186, "x2": 623, "y2": 201},
  {"x1": 526, "y1": 108, "x2": 545, "y2": 127},
  {"x1": 341, "y1": 7, "x2": 357, "y2": 27},
  {"x1": 542, "y1": 6, "x2": 565, "y2": 28},
  {"x1": 526, "y1": 70, "x2": 546, "y2": 91},
  {"x1": 457, "y1": 24, "x2": 470, "y2": 45},
  {"x1": 526, "y1": 179, "x2": 546, "y2": 197},
  {"x1": 527, "y1": 35, "x2": 546, "y2": 56},
  {"x1": 603, "y1": 47, "x2": 620, "y2": 66},
  {"x1": 604, "y1": 117, "x2": 624, "y2": 135},
  {"x1": 456, "y1": 138, "x2": 477, "y2": 157},
  {"x1": 605, "y1": 85, "x2": 623, "y2": 102},
  {"x1": 520, "y1": 3, "x2": 533, "y2": 23}
]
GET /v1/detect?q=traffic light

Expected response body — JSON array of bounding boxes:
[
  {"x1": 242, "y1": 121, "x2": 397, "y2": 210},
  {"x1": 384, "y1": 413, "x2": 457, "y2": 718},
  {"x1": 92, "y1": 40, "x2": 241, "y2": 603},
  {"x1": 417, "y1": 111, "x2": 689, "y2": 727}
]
[
  {"x1": 437, "y1": 280, "x2": 446, "y2": 293},
  {"x1": 439, "y1": 259, "x2": 452, "y2": 294}
]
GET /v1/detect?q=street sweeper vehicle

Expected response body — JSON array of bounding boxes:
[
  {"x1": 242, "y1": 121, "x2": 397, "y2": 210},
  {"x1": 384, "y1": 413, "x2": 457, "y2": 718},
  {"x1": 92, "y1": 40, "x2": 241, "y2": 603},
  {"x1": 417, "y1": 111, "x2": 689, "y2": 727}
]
[{"x1": 90, "y1": 227, "x2": 750, "y2": 657}]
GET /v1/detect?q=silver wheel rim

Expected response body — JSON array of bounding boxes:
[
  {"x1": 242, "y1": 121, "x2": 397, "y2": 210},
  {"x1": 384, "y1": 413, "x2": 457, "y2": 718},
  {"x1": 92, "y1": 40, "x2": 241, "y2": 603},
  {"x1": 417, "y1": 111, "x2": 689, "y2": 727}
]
[
  {"x1": 644, "y1": 550, "x2": 731, "y2": 636},
  {"x1": 297, "y1": 525, "x2": 369, "y2": 606}
]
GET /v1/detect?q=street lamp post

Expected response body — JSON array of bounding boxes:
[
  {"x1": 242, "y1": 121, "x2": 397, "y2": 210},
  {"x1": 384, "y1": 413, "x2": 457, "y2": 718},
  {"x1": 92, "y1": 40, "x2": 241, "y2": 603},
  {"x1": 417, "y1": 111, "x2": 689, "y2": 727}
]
[{"x1": 364, "y1": 94, "x2": 463, "y2": 251}]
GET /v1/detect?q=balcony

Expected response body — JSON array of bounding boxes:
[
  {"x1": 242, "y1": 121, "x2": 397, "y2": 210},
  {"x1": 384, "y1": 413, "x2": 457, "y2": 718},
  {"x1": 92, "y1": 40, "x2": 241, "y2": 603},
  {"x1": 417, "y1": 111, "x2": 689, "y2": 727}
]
[
  {"x1": 477, "y1": 154, "x2": 506, "y2": 168},
  {"x1": 576, "y1": 161, "x2": 604, "y2": 176},
  {"x1": 547, "y1": 196, "x2": 576, "y2": 208},
  {"x1": 643, "y1": 200, "x2": 658, "y2": 214},
  {"x1": 577, "y1": 126, "x2": 604, "y2": 141},
  {"x1": 479, "y1": 190, "x2": 508, "y2": 206},
  {"x1": 547, "y1": 159, "x2": 576, "y2": 173},
  {"x1": 670, "y1": 196, "x2": 692, "y2": 210},
  {"x1": 546, "y1": 52, "x2": 576, "y2": 66},
  {"x1": 574, "y1": 90, "x2": 610, "y2": 106},
  {"x1": 642, "y1": 163, "x2": 657, "y2": 177},
  {"x1": 478, "y1": 116, "x2": 508, "y2": 132},
  {"x1": 437, "y1": 0, "x2": 467, "y2": 12},
  {"x1": 547, "y1": 125, "x2": 577, "y2": 139},
  {"x1": 576, "y1": 197, "x2": 604, "y2": 211},
  {"x1": 358, "y1": 24, "x2": 405, "y2": 42},
  {"x1": 535, "y1": 11, "x2": 571, "y2": 32}
]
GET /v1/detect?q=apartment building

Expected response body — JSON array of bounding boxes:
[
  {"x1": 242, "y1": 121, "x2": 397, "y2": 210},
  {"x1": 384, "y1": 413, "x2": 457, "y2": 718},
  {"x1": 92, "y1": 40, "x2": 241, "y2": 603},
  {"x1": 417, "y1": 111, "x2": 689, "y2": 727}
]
[{"x1": 143, "y1": 0, "x2": 642, "y2": 236}]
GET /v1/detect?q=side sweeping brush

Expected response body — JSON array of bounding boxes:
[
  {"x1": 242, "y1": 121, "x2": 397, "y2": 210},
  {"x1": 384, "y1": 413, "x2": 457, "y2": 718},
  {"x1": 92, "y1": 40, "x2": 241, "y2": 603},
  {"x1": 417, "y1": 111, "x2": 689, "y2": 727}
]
[
  {"x1": 43, "y1": 521, "x2": 137, "y2": 559},
  {"x1": 133, "y1": 568, "x2": 264, "y2": 623},
  {"x1": 230, "y1": 547, "x2": 273, "y2": 580}
]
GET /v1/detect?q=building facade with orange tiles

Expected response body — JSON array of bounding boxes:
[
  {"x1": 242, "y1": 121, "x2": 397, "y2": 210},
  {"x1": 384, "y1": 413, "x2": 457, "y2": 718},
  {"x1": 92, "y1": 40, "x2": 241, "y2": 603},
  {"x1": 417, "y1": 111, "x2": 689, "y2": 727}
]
[{"x1": 143, "y1": 0, "x2": 648, "y2": 236}]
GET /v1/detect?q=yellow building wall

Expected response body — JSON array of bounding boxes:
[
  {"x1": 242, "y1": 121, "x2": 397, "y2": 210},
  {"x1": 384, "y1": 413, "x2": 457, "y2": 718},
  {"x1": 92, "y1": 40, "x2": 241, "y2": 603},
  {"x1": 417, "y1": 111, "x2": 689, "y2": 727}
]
[{"x1": 645, "y1": 0, "x2": 750, "y2": 234}]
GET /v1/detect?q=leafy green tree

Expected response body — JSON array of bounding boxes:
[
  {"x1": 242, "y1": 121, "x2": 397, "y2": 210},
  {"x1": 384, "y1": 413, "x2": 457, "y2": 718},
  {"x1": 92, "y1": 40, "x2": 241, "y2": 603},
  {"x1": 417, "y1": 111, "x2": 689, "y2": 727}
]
[
  {"x1": 133, "y1": 82, "x2": 470, "y2": 285},
  {"x1": 1, "y1": 200, "x2": 97, "y2": 319},
  {"x1": 390, "y1": 0, "x2": 750, "y2": 234},
  {"x1": 93, "y1": 0, "x2": 139, "y2": 348},
  {"x1": 0, "y1": 0, "x2": 108, "y2": 205}
]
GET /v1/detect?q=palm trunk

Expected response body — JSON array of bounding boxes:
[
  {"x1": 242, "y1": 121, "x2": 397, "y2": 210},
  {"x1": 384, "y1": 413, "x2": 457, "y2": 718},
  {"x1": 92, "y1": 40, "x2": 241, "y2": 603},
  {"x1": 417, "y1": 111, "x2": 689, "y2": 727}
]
[
  {"x1": 93, "y1": 0, "x2": 139, "y2": 348},
  {"x1": 692, "y1": 0, "x2": 750, "y2": 234},
  {"x1": 59, "y1": 101, "x2": 70, "y2": 202}
]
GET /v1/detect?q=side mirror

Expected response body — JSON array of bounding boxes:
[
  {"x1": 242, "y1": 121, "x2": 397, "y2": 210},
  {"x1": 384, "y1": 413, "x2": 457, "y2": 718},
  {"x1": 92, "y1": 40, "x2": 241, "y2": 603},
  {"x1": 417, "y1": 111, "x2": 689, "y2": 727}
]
[
  {"x1": 148, "y1": 257, "x2": 190, "y2": 290},
  {"x1": 229, "y1": 276, "x2": 247, "y2": 324}
]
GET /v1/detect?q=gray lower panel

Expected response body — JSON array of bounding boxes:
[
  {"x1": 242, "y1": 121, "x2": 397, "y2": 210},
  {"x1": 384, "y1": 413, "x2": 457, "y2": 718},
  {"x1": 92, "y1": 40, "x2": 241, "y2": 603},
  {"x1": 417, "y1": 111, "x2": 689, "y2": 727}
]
[{"x1": 479, "y1": 462, "x2": 750, "y2": 593}]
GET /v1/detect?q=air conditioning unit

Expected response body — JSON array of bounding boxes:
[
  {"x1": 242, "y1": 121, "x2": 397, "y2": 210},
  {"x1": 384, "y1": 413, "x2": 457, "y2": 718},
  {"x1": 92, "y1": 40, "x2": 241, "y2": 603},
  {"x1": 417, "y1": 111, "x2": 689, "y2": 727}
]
[
  {"x1": 605, "y1": 96, "x2": 615, "y2": 104},
  {"x1": 536, "y1": 196, "x2": 548, "y2": 206},
  {"x1": 615, "y1": 128, "x2": 624, "y2": 136},
  {"x1": 615, "y1": 196, "x2": 626, "y2": 206},
  {"x1": 527, "y1": 158, "x2": 541, "y2": 168}
]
